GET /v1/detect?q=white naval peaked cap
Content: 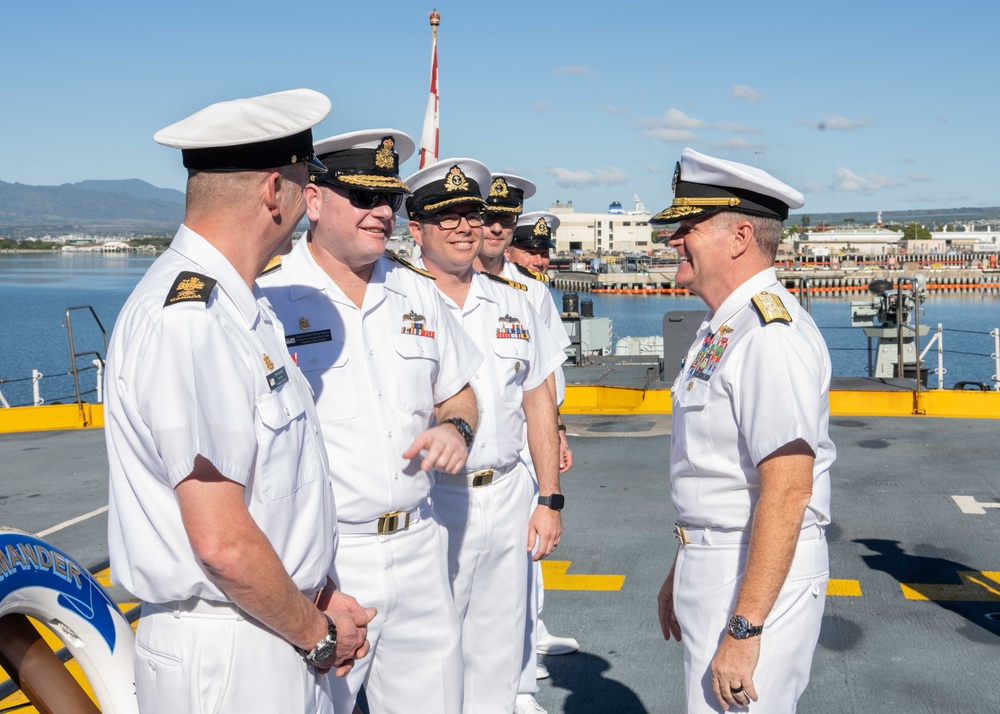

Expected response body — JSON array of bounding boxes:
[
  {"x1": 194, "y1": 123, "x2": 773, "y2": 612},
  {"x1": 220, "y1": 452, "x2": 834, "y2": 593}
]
[
  {"x1": 153, "y1": 88, "x2": 331, "y2": 172},
  {"x1": 403, "y1": 158, "x2": 492, "y2": 218},
  {"x1": 311, "y1": 129, "x2": 416, "y2": 192},
  {"x1": 512, "y1": 210, "x2": 559, "y2": 248},
  {"x1": 651, "y1": 147, "x2": 805, "y2": 225},
  {"x1": 485, "y1": 173, "x2": 537, "y2": 214}
]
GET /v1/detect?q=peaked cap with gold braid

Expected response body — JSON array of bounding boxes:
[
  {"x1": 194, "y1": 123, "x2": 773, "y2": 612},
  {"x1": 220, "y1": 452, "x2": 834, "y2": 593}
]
[{"x1": 311, "y1": 129, "x2": 415, "y2": 193}]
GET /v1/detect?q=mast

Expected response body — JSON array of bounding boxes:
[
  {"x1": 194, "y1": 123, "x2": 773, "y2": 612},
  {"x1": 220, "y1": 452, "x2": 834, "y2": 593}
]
[{"x1": 418, "y1": 9, "x2": 441, "y2": 169}]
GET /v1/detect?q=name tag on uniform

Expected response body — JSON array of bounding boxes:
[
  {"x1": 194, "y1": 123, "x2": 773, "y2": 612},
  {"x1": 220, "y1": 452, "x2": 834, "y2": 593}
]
[
  {"x1": 285, "y1": 329, "x2": 333, "y2": 347},
  {"x1": 266, "y1": 366, "x2": 289, "y2": 392}
]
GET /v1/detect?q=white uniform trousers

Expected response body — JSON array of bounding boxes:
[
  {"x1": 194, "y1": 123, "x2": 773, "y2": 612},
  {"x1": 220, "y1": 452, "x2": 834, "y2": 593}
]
[
  {"x1": 134, "y1": 599, "x2": 334, "y2": 714},
  {"x1": 516, "y1": 495, "x2": 542, "y2": 696},
  {"x1": 433, "y1": 462, "x2": 533, "y2": 713},
  {"x1": 330, "y1": 509, "x2": 464, "y2": 714},
  {"x1": 673, "y1": 528, "x2": 829, "y2": 714}
]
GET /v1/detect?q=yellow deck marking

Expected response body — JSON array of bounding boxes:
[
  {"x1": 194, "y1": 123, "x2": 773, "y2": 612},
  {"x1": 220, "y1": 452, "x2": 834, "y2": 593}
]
[
  {"x1": 542, "y1": 560, "x2": 625, "y2": 591},
  {"x1": 827, "y1": 579, "x2": 862, "y2": 596},
  {"x1": 901, "y1": 571, "x2": 1000, "y2": 601}
]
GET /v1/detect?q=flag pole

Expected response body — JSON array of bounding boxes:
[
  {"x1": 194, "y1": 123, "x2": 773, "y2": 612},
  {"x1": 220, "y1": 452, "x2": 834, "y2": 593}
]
[{"x1": 418, "y1": 9, "x2": 440, "y2": 169}]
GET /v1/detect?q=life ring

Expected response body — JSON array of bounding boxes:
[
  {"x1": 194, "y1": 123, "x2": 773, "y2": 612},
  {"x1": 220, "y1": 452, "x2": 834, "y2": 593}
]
[{"x1": 0, "y1": 526, "x2": 138, "y2": 713}]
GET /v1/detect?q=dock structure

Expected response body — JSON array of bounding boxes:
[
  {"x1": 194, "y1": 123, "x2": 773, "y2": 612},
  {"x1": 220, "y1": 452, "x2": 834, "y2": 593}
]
[{"x1": 551, "y1": 268, "x2": 1000, "y2": 295}]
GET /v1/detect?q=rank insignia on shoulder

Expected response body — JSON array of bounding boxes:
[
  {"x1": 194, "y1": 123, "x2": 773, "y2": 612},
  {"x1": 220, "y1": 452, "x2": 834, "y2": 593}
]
[
  {"x1": 513, "y1": 263, "x2": 550, "y2": 283},
  {"x1": 751, "y1": 292, "x2": 792, "y2": 324},
  {"x1": 259, "y1": 255, "x2": 282, "y2": 276},
  {"x1": 165, "y1": 271, "x2": 217, "y2": 307},
  {"x1": 481, "y1": 271, "x2": 527, "y2": 291},
  {"x1": 385, "y1": 250, "x2": 435, "y2": 279}
]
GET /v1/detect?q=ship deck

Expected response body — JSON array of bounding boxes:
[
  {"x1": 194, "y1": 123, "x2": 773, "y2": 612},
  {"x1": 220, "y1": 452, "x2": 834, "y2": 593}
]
[{"x1": 2, "y1": 403, "x2": 999, "y2": 712}]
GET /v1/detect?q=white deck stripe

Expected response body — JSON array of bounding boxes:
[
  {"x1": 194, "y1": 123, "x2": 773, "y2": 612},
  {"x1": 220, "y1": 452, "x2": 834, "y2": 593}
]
[{"x1": 36, "y1": 505, "x2": 109, "y2": 537}]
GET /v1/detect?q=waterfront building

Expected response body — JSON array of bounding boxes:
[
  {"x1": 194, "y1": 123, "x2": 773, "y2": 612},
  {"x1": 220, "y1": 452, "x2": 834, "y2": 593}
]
[{"x1": 547, "y1": 197, "x2": 651, "y2": 254}]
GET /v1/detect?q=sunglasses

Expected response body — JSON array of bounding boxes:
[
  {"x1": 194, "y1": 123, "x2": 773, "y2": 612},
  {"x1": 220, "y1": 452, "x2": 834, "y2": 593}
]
[
  {"x1": 346, "y1": 189, "x2": 404, "y2": 212},
  {"x1": 484, "y1": 212, "x2": 518, "y2": 228}
]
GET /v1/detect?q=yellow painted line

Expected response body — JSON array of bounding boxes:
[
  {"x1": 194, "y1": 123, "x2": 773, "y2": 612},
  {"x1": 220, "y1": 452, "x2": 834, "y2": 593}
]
[
  {"x1": 901, "y1": 571, "x2": 1000, "y2": 601},
  {"x1": 827, "y1": 579, "x2": 862, "y2": 596},
  {"x1": 542, "y1": 560, "x2": 625, "y2": 591},
  {"x1": 560, "y1": 385, "x2": 1000, "y2": 419}
]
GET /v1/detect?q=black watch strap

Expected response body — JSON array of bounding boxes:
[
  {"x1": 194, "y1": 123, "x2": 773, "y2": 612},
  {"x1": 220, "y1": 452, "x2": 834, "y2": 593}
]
[
  {"x1": 443, "y1": 417, "x2": 474, "y2": 448},
  {"x1": 537, "y1": 494, "x2": 565, "y2": 511}
]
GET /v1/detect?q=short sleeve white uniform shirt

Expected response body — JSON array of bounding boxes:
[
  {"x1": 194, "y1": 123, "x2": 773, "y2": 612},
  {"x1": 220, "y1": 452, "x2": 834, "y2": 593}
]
[
  {"x1": 259, "y1": 236, "x2": 482, "y2": 523},
  {"x1": 436, "y1": 273, "x2": 565, "y2": 472},
  {"x1": 105, "y1": 226, "x2": 336, "y2": 603},
  {"x1": 670, "y1": 268, "x2": 835, "y2": 531}
]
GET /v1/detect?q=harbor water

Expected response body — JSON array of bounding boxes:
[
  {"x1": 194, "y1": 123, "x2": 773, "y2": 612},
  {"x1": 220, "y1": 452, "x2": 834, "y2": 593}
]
[{"x1": 0, "y1": 253, "x2": 997, "y2": 408}]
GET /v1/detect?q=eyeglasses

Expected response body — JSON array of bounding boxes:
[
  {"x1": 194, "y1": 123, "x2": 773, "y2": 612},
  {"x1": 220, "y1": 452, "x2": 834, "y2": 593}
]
[
  {"x1": 346, "y1": 189, "x2": 404, "y2": 212},
  {"x1": 422, "y1": 211, "x2": 486, "y2": 229},
  {"x1": 483, "y1": 212, "x2": 518, "y2": 228}
]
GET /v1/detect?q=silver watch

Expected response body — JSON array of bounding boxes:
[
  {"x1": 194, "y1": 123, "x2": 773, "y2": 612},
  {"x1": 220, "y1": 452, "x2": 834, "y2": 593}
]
[{"x1": 295, "y1": 613, "x2": 338, "y2": 664}]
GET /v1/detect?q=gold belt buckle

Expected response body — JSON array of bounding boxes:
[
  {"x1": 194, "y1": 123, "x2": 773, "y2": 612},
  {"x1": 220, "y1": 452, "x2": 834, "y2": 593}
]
[
  {"x1": 377, "y1": 510, "x2": 410, "y2": 535},
  {"x1": 673, "y1": 524, "x2": 690, "y2": 546},
  {"x1": 471, "y1": 469, "x2": 494, "y2": 488}
]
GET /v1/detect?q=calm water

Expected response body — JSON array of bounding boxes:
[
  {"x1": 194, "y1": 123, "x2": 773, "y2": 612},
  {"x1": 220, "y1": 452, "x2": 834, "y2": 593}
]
[{"x1": 0, "y1": 254, "x2": 997, "y2": 407}]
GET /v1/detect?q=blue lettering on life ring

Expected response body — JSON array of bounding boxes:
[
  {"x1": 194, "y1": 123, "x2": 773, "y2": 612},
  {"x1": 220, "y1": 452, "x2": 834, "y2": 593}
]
[{"x1": 0, "y1": 532, "x2": 119, "y2": 653}]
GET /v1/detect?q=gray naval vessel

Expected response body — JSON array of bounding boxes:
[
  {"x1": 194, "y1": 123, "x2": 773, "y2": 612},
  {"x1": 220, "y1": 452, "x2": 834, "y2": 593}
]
[{"x1": 1, "y1": 284, "x2": 999, "y2": 712}]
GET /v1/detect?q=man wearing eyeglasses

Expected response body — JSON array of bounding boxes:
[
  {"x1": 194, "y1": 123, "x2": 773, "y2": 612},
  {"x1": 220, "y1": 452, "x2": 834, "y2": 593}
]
[
  {"x1": 405, "y1": 159, "x2": 566, "y2": 714},
  {"x1": 259, "y1": 131, "x2": 482, "y2": 714}
]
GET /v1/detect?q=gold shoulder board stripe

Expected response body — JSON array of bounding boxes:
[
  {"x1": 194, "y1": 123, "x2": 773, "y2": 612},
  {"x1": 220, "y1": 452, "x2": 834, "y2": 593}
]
[
  {"x1": 260, "y1": 255, "x2": 282, "y2": 276},
  {"x1": 165, "y1": 271, "x2": 217, "y2": 307},
  {"x1": 750, "y1": 291, "x2": 792, "y2": 324},
  {"x1": 482, "y1": 271, "x2": 527, "y2": 291},
  {"x1": 384, "y1": 251, "x2": 435, "y2": 279},
  {"x1": 513, "y1": 262, "x2": 550, "y2": 283}
]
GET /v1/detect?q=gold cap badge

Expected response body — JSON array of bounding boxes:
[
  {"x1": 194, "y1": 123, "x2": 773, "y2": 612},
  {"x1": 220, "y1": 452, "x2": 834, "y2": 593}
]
[
  {"x1": 445, "y1": 165, "x2": 470, "y2": 192},
  {"x1": 533, "y1": 218, "x2": 550, "y2": 237},
  {"x1": 374, "y1": 136, "x2": 396, "y2": 171},
  {"x1": 489, "y1": 177, "x2": 509, "y2": 198}
]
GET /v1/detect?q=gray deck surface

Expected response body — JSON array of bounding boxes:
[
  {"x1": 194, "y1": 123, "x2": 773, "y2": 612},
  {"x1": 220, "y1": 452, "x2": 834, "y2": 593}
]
[{"x1": 2, "y1": 414, "x2": 999, "y2": 713}]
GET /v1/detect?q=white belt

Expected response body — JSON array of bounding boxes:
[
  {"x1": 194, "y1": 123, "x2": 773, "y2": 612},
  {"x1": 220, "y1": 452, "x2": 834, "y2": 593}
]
[
  {"x1": 338, "y1": 503, "x2": 431, "y2": 536},
  {"x1": 433, "y1": 463, "x2": 516, "y2": 488},
  {"x1": 673, "y1": 523, "x2": 824, "y2": 546},
  {"x1": 149, "y1": 587, "x2": 322, "y2": 618}
]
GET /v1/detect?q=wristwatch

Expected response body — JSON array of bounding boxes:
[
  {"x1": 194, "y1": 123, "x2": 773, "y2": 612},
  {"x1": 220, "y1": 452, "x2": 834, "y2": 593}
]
[
  {"x1": 295, "y1": 613, "x2": 338, "y2": 664},
  {"x1": 443, "y1": 417, "x2": 475, "y2": 448},
  {"x1": 727, "y1": 614, "x2": 763, "y2": 640},
  {"x1": 537, "y1": 494, "x2": 565, "y2": 511}
]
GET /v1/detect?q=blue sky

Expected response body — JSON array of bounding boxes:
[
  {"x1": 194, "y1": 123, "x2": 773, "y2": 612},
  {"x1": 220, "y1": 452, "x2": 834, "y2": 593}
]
[{"x1": 2, "y1": 0, "x2": 996, "y2": 216}]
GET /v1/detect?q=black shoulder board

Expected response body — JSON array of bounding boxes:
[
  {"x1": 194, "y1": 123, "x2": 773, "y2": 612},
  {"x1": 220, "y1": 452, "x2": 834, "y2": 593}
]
[
  {"x1": 164, "y1": 271, "x2": 217, "y2": 307},
  {"x1": 514, "y1": 262, "x2": 550, "y2": 283},
  {"x1": 384, "y1": 250, "x2": 435, "y2": 279},
  {"x1": 259, "y1": 255, "x2": 282, "y2": 276},
  {"x1": 481, "y1": 271, "x2": 527, "y2": 291}
]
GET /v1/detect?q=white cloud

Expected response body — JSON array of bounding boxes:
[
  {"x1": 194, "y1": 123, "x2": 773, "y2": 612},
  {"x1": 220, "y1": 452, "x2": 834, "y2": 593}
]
[
  {"x1": 712, "y1": 137, "x2": 756, "y2": 150},
  {"x1": 545, "y1": 166, "x2": 629, "y2": 188},
  {"x1": 554, "y1": 65, "x2": 595, "y2": 76},
  {"x1": 599, "y1": 104, "x2": 630, "y2": 115},
  {"x1": 802, "y1": 180, "x2": 829, "y2": 195},
  {"x1": 833, "y1": 167, "x2": 899, "y2": 194},
  {"x1": 731, "y1": 84, "x2": 765, "y2": 102},
  {"x1": 801, "y1": 115, "x2": 875, "y2": 131},
  {"x1": 645, "y1": 163, "x2": 660, "y2": 174},
  {"x1": 533, "y1": 101, "x2": 549, "y2": 113},
  {"x1": 641, "y1": 128, "x2": 697, "y2": 142},
  {"x1": 906, "y1": 173, "x2": 935, "y2": 182},
  {"x1": 715, "y1": 121, "x2": 761, "y2": 134}
]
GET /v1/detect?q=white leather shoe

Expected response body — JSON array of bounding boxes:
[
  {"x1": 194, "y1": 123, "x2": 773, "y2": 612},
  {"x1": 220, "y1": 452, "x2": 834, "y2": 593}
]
[
  {"x1": 536, "y1": 632, "x2": 579, "y2": 656},
  {"x1": 514, "y1": 694, "x2": 548, "y2": 714},
  {"x1": 536, "y1": 662, "x2": 549, "y2": 679}
]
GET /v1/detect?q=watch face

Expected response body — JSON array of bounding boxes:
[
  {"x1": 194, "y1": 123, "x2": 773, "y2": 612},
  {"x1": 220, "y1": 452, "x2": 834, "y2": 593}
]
[{"x1": 728, "y1": 615, "x2": 749, "y2": 639}]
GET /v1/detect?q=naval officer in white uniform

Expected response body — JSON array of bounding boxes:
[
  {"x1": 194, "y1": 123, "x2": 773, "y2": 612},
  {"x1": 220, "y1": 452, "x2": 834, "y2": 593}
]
[
  {"x1": 405, "y1": 159, "x2": 565, "y2": 713},
  {"x1": 105, "y1": 89, "x2": 374, "y2": 714},
  {"x1": 654, "y1": 149, "x2": 834, "y2": 713},
  {"x1": 258, "y1": 131, "x2": 481, "y2": 714}
]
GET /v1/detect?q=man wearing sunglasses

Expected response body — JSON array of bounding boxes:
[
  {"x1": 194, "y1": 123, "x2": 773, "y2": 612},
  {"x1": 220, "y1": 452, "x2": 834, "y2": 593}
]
[
  {"x1": 259, "y1": 131, "x2": 482, "y2": 714},
  {"x1": 405, "y1": 159, "x2": 566, "y2": 714}
]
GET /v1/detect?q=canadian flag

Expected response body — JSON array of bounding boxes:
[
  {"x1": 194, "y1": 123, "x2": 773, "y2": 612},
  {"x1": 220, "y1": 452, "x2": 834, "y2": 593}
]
[{"x1": 419, "y1": 16, "x2": 440, "y2": 168}]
